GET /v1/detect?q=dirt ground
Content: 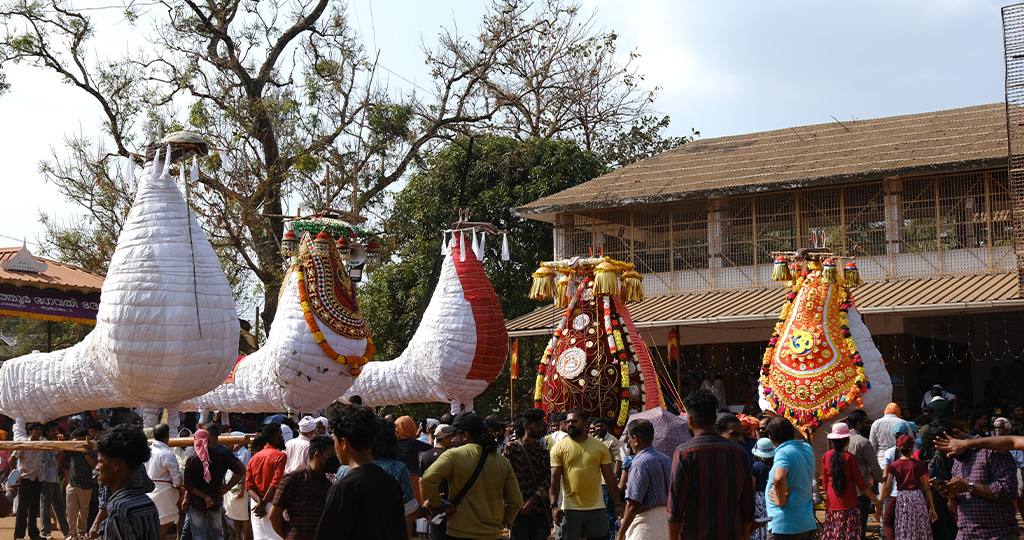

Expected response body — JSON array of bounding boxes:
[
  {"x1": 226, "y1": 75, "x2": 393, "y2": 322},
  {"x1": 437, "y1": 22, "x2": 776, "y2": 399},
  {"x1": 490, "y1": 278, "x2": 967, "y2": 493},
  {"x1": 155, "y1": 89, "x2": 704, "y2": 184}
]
[{"x1": 0, "y1": 510, "x2": 958, "y2": 540}]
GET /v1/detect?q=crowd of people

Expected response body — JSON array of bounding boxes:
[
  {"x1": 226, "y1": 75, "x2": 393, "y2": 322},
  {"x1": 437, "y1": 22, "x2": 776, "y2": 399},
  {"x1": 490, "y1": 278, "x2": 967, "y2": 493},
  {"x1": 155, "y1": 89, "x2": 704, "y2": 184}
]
[{"x1": 0, "y1": 379, "x2": 1022, "y2": 540}]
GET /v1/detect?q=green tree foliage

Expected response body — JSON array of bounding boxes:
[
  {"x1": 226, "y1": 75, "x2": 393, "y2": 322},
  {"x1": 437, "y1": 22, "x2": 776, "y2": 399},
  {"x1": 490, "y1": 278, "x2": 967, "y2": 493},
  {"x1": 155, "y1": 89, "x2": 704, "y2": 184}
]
[
  {"x1": 0, "y1": 317, "x2": 92, "y2": 359},
  {"x1": 0, "y1": 0, "x2": 668, "y2": 332},
  {"x1": 597, "y1": 115, "x2": 698, "y2": 169},
  {"x1": 361, "y1": 135, "x2": 606, "y2": 417}
]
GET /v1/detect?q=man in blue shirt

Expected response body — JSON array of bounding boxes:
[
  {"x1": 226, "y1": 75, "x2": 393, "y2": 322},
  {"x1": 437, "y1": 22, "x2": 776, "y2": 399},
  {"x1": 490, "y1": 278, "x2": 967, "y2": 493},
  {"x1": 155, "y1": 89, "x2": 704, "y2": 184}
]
[
  {"x1": 617, "y1": 419, "x2": 671, "y2": 540},
  {"x1": 765, "y1": 417, "x2": 815, "y2": 540}
]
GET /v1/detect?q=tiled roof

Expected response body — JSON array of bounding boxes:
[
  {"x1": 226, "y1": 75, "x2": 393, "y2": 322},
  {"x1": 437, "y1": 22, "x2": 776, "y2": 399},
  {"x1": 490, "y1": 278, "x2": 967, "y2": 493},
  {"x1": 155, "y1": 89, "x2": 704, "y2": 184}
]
[
  {"x1": 0, "y1": 247, "x2": 104, "y2": 293},
  {"x1": 506, "y1": 272, "x2": 1022, "y2": 336},
  {"x1": 515, "y1": 103, "x2": 1009, "y2": 222}
]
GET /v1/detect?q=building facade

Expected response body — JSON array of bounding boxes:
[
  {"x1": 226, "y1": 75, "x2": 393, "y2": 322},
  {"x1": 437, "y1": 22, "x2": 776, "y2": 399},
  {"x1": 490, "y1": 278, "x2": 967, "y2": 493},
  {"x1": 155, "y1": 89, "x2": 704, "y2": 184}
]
[{"x1": 509, "y1": 103, "x2": 1024, "y2": 415}]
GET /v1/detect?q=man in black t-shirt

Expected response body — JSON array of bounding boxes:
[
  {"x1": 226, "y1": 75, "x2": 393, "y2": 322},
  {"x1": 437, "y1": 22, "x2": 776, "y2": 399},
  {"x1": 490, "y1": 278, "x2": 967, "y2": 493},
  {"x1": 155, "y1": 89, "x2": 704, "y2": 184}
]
[
  {"x1": 183, "y1": 423, "x2": 245, "y2": 539},
  {"x1": 315, "y1": 406, "x2": 404, "y2": 540}
]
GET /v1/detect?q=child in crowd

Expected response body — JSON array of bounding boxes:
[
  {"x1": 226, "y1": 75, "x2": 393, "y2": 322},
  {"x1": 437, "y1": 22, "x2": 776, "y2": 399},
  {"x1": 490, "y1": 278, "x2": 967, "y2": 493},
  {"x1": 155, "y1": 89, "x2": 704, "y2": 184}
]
[
  {"x1": 879, "y1": 434, "x2": 937, "y2": 540},
  {"x1": 750, "y1": 437, "x2": 776, "y2": 540}
]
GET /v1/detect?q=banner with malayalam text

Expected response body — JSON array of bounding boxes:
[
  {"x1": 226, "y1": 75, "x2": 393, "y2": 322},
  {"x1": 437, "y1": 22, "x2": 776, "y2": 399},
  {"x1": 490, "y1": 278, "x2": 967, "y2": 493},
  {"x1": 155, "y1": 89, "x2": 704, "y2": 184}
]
[{"x1": 0, "y1": 284, "x2": 100, "y2": 324}]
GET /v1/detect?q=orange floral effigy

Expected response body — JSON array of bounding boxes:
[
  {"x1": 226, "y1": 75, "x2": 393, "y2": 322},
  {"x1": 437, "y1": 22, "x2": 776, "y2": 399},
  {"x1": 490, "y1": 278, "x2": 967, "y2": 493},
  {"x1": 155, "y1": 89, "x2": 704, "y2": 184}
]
[{"x1": 760, "y1": 259, "x2": 867, "y2": 434}]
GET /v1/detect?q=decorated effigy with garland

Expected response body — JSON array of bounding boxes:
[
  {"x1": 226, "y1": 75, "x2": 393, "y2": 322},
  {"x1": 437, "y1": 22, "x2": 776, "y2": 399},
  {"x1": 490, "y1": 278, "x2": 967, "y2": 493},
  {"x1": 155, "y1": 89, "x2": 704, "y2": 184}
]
[
  {"x1": 186, "y1": 215, "x2": 378, "y2": 414},
  {"x1": 530, "y1": 257, "x2": 662, "y2": 434},
  {"x1": 759, "y1": 247, "x2": 892, "y2": 436}
]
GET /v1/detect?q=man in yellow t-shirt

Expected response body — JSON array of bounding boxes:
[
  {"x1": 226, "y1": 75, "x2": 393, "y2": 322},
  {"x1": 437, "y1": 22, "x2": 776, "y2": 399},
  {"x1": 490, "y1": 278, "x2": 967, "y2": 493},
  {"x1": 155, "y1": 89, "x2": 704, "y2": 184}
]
[{"x1": 550, "y1": 409, "x2": 623, "y2": 540}]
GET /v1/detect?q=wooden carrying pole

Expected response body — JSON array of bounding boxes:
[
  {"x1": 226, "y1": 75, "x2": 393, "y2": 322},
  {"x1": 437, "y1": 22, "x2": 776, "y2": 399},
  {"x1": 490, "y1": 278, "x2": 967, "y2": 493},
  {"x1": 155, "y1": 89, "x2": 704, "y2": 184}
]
[{"x1": 0, "y1": 434, "x2": 254, "y2": 452}]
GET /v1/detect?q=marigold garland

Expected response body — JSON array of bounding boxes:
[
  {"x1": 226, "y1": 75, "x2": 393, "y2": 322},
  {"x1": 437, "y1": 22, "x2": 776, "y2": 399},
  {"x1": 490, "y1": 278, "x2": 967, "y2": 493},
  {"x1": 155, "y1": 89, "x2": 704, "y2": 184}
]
[{"x1": 297, "y1": 268, "x2": 374, "y2": 376}]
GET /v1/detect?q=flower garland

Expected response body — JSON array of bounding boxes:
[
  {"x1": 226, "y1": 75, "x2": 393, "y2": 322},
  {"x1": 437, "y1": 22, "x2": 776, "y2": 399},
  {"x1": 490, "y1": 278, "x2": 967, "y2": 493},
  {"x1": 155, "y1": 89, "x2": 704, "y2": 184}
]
[
  {"x1": 297, "y1": 268, "x2": 374, "y2": 376},
  {"x1": 604, "y1": 296, "x2": 631, "y2": 431},
  {"x1": 759, "y1": 277, "x2": 867, "y2": 435}
]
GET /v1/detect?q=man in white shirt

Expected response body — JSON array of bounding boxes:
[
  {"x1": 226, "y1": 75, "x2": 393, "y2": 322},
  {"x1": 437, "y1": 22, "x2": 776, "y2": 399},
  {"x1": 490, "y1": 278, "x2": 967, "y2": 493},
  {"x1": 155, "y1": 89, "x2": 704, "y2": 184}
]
[
  {"x1": 145, "y1": 423, "x2": 183, "y2": 539},
  {"x1": 284, "y1": 416, "x2": 316, "y2": 474},
  {"x1": 920, "y1": 384, "x2": 956, "y2": 410},
  {"x1": 868, "y1": 403, "x2": 910, "y2": 468}
]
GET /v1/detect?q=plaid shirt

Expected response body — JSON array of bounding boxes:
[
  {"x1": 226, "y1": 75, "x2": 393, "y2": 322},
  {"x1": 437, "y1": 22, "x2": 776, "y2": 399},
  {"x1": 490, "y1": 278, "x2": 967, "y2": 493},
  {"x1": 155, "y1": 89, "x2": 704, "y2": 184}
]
[
  {"x1": 501, "y1": 437, "x2": 550, "y2": 503},
  {"x1": 950, "y1": 448, "x2": 1019, "y2": 540},
  {"x1": 668, "y1": 432, "x2": 754, "y2": 540}
]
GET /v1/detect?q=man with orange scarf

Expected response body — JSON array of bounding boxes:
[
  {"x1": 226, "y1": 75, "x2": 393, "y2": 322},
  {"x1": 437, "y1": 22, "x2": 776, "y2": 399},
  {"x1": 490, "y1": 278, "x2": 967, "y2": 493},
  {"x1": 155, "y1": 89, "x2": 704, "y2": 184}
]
[
  {"x1": 395, "y1": 416, "x2": 432, "y2": 504},
  {"x1": 869, "y1": 403, "x2": 910, "y2": 469}
]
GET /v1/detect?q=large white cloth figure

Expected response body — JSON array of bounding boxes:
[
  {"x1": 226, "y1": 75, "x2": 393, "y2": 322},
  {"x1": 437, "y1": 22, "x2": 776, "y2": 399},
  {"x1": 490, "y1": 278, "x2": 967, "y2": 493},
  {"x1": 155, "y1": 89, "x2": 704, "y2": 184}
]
[
  {"x1": 342, "y1": 232, "x2": 507, "y2": 412},
  {"x1": 0, "y1": 148, "x2": 239, "y2": 423},
  {"x1": 186, "y1": 229, "x2": 370, "y2": 414}
]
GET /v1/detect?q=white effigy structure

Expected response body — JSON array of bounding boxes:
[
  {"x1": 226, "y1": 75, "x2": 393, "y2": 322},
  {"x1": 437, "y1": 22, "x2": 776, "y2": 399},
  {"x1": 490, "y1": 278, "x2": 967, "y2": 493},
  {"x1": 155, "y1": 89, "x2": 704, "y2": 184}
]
[
  {"x1": 342, "y1": 230, "x2": 508, "y2": 412},
  {"x1": 0, "y1": 134, "x2": 509, "y2": 420},
  {"x1": 0, "y1": 147, "x2": 239, "y2": 425},
  {"x1": 184, "y1": 227, "x2": 371, "y2": 414},
  {"x1": 187, "y1": 222, "x2": 508, "y2": 415}
]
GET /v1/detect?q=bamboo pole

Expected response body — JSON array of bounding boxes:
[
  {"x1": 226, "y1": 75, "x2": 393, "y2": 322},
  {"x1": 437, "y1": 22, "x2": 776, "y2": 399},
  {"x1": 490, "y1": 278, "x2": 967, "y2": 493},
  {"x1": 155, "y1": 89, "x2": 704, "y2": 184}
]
[
  {"x1": 166, "y1": 434, "x2": 253, "y2": 448},
  {"x1": 0, "y1": 434, "x2": 254, "y2": 452},
  {"x1": 0, "y1": 440, "x2": 92, "y2": 452}
]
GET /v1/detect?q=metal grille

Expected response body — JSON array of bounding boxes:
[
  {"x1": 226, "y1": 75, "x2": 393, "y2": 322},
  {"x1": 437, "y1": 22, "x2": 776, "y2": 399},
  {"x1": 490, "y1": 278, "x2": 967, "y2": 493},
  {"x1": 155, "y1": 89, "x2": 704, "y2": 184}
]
[
  {"x1": 553, "y1": 172, "x2": 1015, "y2": 295},
  {"x1": 1003, "y1": 3, "x2": 1024, "y2": 296}
]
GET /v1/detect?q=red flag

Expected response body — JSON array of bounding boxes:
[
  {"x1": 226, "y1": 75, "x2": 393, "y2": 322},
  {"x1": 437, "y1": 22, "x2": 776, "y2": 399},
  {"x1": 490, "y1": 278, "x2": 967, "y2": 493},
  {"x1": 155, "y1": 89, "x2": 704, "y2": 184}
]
[
  {"x1": 668, "y1": 328, "x2": 679, "y2": 366},
  {"x1": 511, "y1": 338, "x2": 519, "y2": 379}
]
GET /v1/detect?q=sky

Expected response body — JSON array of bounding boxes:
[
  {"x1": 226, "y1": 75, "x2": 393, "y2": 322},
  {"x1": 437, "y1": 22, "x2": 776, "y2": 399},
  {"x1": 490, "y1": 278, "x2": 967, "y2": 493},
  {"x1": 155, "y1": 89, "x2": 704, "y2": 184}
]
[{"x1": 0, "y1": 0, "x2": 1009, "y2": 253}]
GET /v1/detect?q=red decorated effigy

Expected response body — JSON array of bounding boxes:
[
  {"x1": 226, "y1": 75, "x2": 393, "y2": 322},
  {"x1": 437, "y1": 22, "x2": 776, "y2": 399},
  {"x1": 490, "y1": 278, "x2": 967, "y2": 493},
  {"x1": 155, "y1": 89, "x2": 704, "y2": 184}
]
[{"x1": 530, "y1": 257, "x2": 662, "y2": 434}]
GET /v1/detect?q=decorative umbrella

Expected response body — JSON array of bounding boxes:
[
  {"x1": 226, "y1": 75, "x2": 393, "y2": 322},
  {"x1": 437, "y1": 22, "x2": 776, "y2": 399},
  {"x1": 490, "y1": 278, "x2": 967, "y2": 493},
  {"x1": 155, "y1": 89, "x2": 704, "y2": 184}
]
[{"x1": 618, "y1": 406, "x2": 692, "y2": 458}]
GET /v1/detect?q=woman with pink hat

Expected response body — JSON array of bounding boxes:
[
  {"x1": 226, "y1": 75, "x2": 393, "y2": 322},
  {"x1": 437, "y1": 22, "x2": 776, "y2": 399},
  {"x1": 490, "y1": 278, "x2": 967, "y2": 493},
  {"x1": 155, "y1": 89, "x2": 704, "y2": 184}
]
[
  {"x1": 820, "y1": 423, "x2": 881, "y2": 540},
  {"x1": 878, "y1": 434, "x2": 937, "y2": 540}
]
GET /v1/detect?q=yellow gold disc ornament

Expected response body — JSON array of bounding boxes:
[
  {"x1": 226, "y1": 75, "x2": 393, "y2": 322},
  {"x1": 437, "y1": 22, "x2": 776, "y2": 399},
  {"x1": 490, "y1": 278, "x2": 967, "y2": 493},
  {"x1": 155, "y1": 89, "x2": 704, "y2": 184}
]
[{"x1": 761, "y1": 256, "x2": 868, "y2": 434}]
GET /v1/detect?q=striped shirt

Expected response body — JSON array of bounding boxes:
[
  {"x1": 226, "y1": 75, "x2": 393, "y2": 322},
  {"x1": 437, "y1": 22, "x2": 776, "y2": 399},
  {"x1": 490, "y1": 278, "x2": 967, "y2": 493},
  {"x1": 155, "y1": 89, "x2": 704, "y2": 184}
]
[
  {"x1": 272, "y1": 467, "x2": 332, "y2": 540},
  {"x1": 103, "y1": 487, "x2": 161, "y2": 540},
  {"x1": 667, "y1": 432, "x2": 754, "y2": 540},
  {"x1": 624, "y1": 446, "x2": 671, "y2": 509},
  {"x1": 97, "y1": 467, "x2": 154, "y2": 536},
  {"x1": 99, "y1": 466, "x2": 155, "y2": 509}
]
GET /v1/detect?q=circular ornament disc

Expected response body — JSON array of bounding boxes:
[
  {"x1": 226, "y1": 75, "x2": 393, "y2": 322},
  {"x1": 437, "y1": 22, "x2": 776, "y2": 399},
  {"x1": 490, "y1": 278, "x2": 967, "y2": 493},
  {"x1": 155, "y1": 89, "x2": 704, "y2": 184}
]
[{"x1": 555, "y1": 347, "x2": 587, "y2": 379}]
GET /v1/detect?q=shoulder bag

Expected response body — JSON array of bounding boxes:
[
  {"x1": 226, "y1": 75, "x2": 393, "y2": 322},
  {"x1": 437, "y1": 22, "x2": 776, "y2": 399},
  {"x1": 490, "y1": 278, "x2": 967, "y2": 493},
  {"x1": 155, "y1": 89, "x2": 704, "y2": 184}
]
[{"x1": 430, "y1": 448, "x2": 489, "y2": 526}]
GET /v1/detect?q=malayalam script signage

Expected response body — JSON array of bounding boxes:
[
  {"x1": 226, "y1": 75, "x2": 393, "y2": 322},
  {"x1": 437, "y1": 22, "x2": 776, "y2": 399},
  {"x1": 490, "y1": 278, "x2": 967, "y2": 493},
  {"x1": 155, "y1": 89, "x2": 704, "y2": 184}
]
[{"x1": 0, "y1": 284, "x2": 100, "y2": 323}]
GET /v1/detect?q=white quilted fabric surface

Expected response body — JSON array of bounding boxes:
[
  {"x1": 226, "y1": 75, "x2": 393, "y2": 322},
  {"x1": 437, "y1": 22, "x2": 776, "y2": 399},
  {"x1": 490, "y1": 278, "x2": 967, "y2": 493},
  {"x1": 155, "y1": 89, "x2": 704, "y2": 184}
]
[
  {"x1": 343, "y1": 251, "x2": 488, "y2": 407},
  {"x1": 184, "y1": 270, "x2": 366, "y2": 413},
  {"x1": 0, "y1": 157, "x2": 239, "y2": 421}
]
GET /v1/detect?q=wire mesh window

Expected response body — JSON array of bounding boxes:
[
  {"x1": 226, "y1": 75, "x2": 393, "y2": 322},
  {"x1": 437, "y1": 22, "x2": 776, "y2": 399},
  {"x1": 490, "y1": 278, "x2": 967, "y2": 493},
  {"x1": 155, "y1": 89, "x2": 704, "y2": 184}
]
[{"x1": 552, "y1": 169, "x2": 1015, "y2": 294}]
